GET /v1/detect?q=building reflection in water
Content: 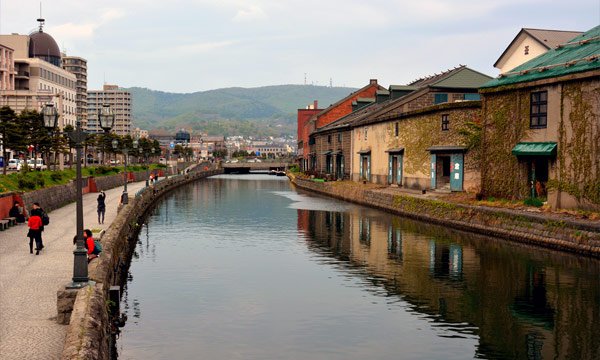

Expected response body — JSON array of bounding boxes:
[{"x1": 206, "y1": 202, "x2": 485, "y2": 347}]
[{"x1": 297, "y1": 207, "x2": 600, "y2": 360}]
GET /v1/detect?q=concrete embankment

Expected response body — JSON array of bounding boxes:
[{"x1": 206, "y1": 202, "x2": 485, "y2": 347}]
[
  {"x1": 290, "y1": 175, "x2": 600, "y2": 258},
  {"x1": 61, "y1": 168, "x2": 222, "y2": 360}
]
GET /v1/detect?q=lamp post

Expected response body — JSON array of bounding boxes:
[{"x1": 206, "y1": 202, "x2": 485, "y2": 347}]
[
  {"x1": 112, "y1": 138, "x2": 138, "y2": 204},
  {"x1": 44, "y1": 103, "x2": 114, "y2": 288}
]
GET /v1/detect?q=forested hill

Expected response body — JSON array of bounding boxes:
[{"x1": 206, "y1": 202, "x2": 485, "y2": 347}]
[{"x1": 127, "y1": 85, "x2": 357, "y2": 137}]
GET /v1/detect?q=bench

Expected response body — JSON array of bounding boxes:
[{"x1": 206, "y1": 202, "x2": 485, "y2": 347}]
[
  {"x1": 3, "y1": 217, "x2": 16, "y2": 226},
  {"x1": 0, "y1": 220, "x2": 9, "y2": 230}
]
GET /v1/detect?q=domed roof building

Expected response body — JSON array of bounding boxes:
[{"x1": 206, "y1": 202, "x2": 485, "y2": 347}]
[{"x1": 28, "y1": 18, "x2": 61, "y2": 66}]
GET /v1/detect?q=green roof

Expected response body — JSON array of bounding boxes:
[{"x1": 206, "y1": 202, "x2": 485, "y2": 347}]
[
  {"x1": 482, "y1": 25, "x2": 600, "y2": 88},
  {"x1": 511, "y1": 142, "x2": 557, "y2": 156}
]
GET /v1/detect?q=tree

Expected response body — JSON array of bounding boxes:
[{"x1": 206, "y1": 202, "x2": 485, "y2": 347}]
[{"x1": 0, "y1": 106, "x2": 21, "y2": 175}]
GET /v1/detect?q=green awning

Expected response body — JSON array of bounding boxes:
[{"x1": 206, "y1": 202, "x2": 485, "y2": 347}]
[{"x1": 511, "y1": 142, "x2": 557, "y2": 156}]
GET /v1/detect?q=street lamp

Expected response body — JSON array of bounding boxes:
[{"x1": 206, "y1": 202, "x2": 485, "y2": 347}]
[
  {"x1": 112, "y1": 138, "x2": 138, "y2": 204},
  {"x1": 43, "y1": 103, "x2": 114, "y2": 288},
  {"x1": 98, "y1": 104, "x2": 115, "y2": 165}
]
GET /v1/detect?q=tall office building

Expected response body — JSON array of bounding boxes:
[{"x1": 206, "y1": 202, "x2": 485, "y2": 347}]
[
  {"x1": 0, "y1": 44, "x2": 15, "y2": 90},
  {"x1": 87, "y1": 84, "x2": 132, "y2": 136},
  {"x1": 0, "y1": 19, "x2": 77, "y2": 128},
  {"x1": 62, "y1": 55, "x2": 88, "y2": 128}
]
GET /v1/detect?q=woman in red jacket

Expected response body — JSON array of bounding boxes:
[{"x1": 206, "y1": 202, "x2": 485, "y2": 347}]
[
  {"x1": 27, "y1": 212, "x2": 43, "y2": 255},
  {"x1": 83, "y1": 229, "x2": 98, "y2": 262}
]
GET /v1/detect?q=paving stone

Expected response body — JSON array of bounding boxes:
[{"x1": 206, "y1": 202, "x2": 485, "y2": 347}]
[{"x1": 0, "y1": 182, "x2": 147, "y2": 360}]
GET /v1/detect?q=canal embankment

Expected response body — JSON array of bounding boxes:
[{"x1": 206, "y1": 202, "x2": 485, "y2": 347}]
[
  {"x1": 290, "y1": 174, "x2": 600, "y2": 257},
  {"x1": 61, "y1": 167, "x2": 222, "y2": 360}
]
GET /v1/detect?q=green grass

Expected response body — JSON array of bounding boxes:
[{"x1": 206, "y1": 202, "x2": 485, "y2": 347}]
[{"x1": 0, "y1": 164, "x2": 164, "y2": 193}]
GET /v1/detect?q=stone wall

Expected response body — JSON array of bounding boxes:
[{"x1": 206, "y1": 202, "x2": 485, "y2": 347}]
[
  {"x1": 292, "y1": 176, "x2": 600, "y2": 257},
  {"x1": 20, "y1": 171, "x2": 150, "y2": 213},
  {"x1": 61, "y1": 168, "x2": 222, "y2": 360}
]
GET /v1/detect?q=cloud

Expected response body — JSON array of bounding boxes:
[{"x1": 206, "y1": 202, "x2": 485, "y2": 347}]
[
  {"x1": 46, "y1": 8, "x2": 125, "y2": 41},
  {"x1": 232, "y1": 5, "x2": 267, "y2": 22}
]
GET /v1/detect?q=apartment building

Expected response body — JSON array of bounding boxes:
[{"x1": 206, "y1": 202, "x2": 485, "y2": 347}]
[
  {"x1": 87, "y1": 84, "x2": 132, "y2": 136},
  {"x1": 62, "y1": 55, "x2": 88, "y2": 128}
]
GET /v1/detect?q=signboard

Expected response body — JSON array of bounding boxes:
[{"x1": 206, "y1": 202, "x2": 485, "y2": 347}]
[{"x1": 170, "y1": 142, "x2": 175, "y2": 149}]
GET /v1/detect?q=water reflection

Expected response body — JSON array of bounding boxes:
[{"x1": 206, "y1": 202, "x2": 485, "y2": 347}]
[
  {"x1": 297, "y1": 208, "x2": 600, "y2": 359},
  {"x1": 119, "y1": 176, "x2": 600, "y2": 360}
]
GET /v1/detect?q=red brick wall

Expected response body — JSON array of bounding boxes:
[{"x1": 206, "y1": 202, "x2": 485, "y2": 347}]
[{"x1": 315, "y1": 84, "x2": 380, "y2": 129}]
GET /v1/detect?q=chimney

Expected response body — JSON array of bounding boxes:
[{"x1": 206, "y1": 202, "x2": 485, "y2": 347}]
[
  {"x1": 313, "y1": 100, "x2": 318, "y2": 109},
  {"x1": 370, "y1": 79, "x2": 377, "y2": 85}
]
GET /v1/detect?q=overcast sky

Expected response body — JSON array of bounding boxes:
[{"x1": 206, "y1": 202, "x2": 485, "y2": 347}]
[{"x1": 2, "y1": 0, "x2": 598, "y2": 93}]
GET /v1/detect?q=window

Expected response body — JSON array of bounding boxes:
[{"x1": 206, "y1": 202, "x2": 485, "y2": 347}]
[
  {"x1": 434, "y1": 93, "x2": 448, "y2": 104},
  {"x1": 530, "y1": 91, "x2": 547, "y2": 128},
  {"x1": 463, "y1": 93, "x2": 481, "y2": 101},
  {"x1": 337, "y1": 133, "x2": 342, "y2": 143},
  {"x1": 327, "y1": 135, "x2": 332, "y2": 144},
  {"x1": 441, "y1": 114, "x2": 449, "y2": 131},
  {"x1": 395, "y1": 122, "x2": 399, "y2": 136}
]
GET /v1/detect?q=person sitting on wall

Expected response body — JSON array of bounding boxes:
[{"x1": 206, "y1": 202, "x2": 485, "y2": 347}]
[{"x1": 9, "y1": 201, "x2": 26, "y2": 223}]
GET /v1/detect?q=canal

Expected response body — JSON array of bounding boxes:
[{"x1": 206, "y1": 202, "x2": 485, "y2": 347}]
[{"x1": 118, "y1": 174, "x2": 600, "y2": 359}]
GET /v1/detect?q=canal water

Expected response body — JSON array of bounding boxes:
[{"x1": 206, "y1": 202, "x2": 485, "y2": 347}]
[{"x1": 118, "y1": 174, "x2": 600, "y2": 360}]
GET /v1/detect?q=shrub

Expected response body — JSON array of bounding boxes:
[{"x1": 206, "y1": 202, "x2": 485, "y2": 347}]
[
  {"x1": 50, "y1": 172, "x2": 63, "y2": 182},
  {"x1": 17, "y1": 175, "x2": 36, "y2": 190},
  {"x1": 288, "y1": 164, "x2": 299, "y2": 173},
  {"x1": 34, "y1": 173, "x2": 45, "y2": 187},
  {"x1": 524, "y1": 197, "x2": 544, "y2": 207}
]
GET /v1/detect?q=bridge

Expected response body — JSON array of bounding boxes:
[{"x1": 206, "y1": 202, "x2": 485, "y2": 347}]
[{"x1": 222, "y1": 162, "x2": 290, "y2": 174}]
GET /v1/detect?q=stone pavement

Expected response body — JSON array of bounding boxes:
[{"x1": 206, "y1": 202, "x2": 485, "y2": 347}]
[{"x1": 0, "y1": 181, "x2": 147, "y2": 360}]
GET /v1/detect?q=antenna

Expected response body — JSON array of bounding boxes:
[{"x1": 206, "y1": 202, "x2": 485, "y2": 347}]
[
  {"x1": 37, "y1": 2, "x2": 45, "y2": 32},
  {"x1": 304, "y1": 73, "x2": 307, "y2": 85}
]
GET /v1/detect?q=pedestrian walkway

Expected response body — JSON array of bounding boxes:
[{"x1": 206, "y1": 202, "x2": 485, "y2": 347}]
[{"x1": 0, "y1": 181, "x2": 147, "y2": 360}]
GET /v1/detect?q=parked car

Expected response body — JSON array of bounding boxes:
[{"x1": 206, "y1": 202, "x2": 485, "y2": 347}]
[
  {"x1": 7, "y1": 159, "x2": 19, "y2": 170},
  {"x1": 17, "y1": 158, "x2": 47, "y2": 171},
  {"x1": 159, "y1": 157, "x2": 167, "y2": 165}
]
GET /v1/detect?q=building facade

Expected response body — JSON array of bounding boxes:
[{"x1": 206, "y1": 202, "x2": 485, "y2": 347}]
[
  {"x1": 87, "y1": 84, "x2": 132, "y2": 135},
  {"x1": 62, "y1": 55, "x2": 88, "y2": 128},
  {"x1": 0, "y1": 44, "x2": 15, "y2": 91},
  {"x1": 494, "y1": 28, "x2": 582, "y2": 74},
  {"x1": 481, "y1": 25, "x2": 600, "y2": 210},
  {"x1": 0, "y1": 22, "x2": 77, "y2": 128}
]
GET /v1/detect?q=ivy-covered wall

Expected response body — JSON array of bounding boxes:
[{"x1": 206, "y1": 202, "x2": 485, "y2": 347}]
[
  {"x1": 552, "y1": 80, "x2": 600, "y2": 209},
  {"x1": 481, "y1": 76, "x2": 600, "y2": 210},
  {"x1": 352, "y1": 102, "x2": 481, "y2": 191}
]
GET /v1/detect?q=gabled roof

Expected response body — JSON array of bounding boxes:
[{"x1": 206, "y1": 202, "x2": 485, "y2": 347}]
[
  {"x1": 494, "y1": 28, "x2": 583, "y2": 67},
  {"x1": 314, "y1": 80, "x2": 385, "y2": 119},
  {"x1": 482, "y1": 25, "x2": 600, "y2": 89},
  {"x1": 313, "y1": 66, "x2": 491, "y2": 134},
  {"x1": 408, "y1": 65, "x2": 492, "y2": 89}
]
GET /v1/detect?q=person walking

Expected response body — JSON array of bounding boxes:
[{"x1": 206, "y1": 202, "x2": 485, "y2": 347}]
[
  {"x1": 29, "y1": 203, "x2": 47, "y2": 253},
  {"x1": 97, "y1": 191, "x2": 106, "y2": 224},
  {"x1": 27, "y1": 208, "x2": 43, "y2": 255}
]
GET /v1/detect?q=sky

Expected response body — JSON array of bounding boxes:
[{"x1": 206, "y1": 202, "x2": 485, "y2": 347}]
[{"x1": 1, "y1": 0, "x2": 599, "y2": 93}]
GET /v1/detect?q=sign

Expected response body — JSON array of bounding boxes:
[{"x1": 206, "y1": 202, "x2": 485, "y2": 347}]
[{"x1": 170, "y1": 142, "x2": 175, "y2": 149}]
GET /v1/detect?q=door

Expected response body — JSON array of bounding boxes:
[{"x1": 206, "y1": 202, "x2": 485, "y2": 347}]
[
  {"x1": 396, "y1": 154, "x2": 403, "y2": 185},
  {"x1": 450, "y1": 153, "x2": 464, "y2": 191},
  {"x1": 430, "y1": 154, "x2": 437, "y2": 189}
]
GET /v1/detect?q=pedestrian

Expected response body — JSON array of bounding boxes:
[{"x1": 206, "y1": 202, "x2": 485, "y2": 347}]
[
  {"x1": 83, "y1": 229, "x2": 100, "y2": 263},
  {"x1": 149, "y1": 173, "x2": 154, "y2": 185},
  {"x1": 27, "y1": 207, "x2": 43, "y2": 255},
  {"x1": 97, "y1": 190, "x2": 106, "y2": 224},
  {"x1": 29, "y1": 203, "x2": 47, "y2": 252}
]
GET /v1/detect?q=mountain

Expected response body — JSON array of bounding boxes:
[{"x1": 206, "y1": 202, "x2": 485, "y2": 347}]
[{"x1": 127, "y1": 85, "x2": 357, "y2": 137}]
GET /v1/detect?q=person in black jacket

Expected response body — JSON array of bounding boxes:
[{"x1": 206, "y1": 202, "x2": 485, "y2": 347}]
[
  {"x1": 97, "y1": 191, "x2": 106, "y2": 224},
  {"x1": 9, "y1": 201, "x2": 26, "y2": 223}
]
